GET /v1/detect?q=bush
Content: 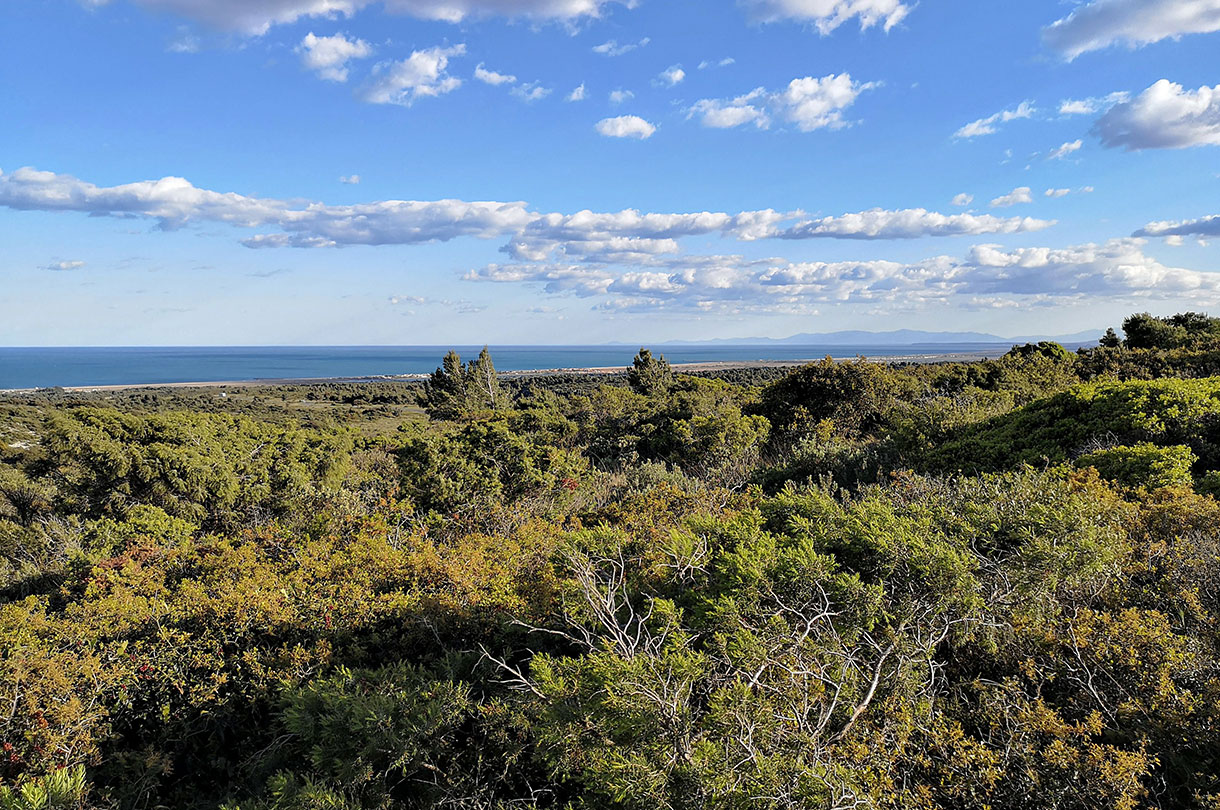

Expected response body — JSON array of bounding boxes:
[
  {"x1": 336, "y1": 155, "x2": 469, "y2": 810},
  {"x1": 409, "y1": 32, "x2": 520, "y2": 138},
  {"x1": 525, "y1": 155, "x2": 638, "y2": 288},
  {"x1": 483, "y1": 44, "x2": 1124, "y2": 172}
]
[{"x1": 1075, "y1": 443, "x2": 1196, "y2": 489}]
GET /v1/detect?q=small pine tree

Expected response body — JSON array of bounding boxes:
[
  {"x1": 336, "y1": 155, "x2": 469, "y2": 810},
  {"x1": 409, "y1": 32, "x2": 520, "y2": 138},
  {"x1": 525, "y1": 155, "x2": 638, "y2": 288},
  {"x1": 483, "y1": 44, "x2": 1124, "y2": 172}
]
[
  {"x1": 420, "y1": 347, "x2": 504, "y2": 419},
  {"x1": 627, "y1": 348, "x2": 675, "y2": 397},
  {"x1": 466, "y1": 346, "x2": 505, "y2": 412},
  {"x1": 420, "y1": 350, "x2": 469, "y2": 419},
  {"x1": 1099, "y1": 327, "x2": 1121, "y2": 349}
]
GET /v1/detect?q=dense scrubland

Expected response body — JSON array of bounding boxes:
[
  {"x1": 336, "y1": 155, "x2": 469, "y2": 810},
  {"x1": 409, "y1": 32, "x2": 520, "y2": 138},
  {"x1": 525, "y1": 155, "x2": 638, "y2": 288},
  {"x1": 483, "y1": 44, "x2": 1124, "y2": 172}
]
[{"x1": 2, "y1": 312, "x2": 1220, "y2": 810}]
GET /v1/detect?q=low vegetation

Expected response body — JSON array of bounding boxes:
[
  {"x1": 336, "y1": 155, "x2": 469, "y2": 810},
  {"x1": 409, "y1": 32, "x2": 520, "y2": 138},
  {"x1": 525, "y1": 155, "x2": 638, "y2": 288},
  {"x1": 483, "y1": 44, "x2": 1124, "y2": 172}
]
[{"x1": 2, "y1": 312, "x2": 1220, "y2": 809}]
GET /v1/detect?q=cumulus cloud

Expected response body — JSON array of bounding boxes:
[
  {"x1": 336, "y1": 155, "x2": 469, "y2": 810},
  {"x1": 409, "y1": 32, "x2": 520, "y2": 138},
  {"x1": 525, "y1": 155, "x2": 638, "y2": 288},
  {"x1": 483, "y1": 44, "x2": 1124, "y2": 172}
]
[
  {"x1": 339, "y1": 174, "x2": 361, "y2": 184},
  {"x1": 1136, "y1": 213, "x2": 1220, "y2": 238},
  {"x1": 1043, "y1": 0, "x2": 1220, "y2": 60},
  {"x1": 566, "y1": 83, "x2": 587, "y2": 101},
  {"x1": 595, "y1": 115, "x2": 656, "y2": 139},
  {"x1": 991, "y1": 187, "x2": 1034, "y2": 208},
  {"x1": 954, "y1": 101, "x2": 1035, "y2": 138},
  {"x1": 740, "y1": 0, "x2": 912, "y2": 34},
  {"x1": 362, "y1": 44, "x2": 465, "y2": 105},
  {"x1": 1094, "y1": 79, "x2": 1220, "y2": 150},
  {"x1": 474, "y1": 63, "x2": 516, "y2": 85},
  {"x1": 592, "y1": 37, "x2": 649, "y2": 56},
  {"x1": 690, "y1": 73, "x2": 876, "y2": 132},
  {"x1": 1045, "y1": 188, "x2": 1071, "y2": 198},
  {"x1": 657, "y1": 65, "x2": 685, "y2": 87},
  {"x1": 1047, "y1": 139, "x2": 1083, "y2": 160},
  {"x1": 467, "y1": 238, "x2": 1220, "y2": 313},
  {"x1": 42, "y1": 260, "x2": 86, "y2": 271},
  {"x1": 297, "y1": 32, "x2": 372, "y2": 81},
  {"x1": 951, "y1": 193, "x2": 974, "y2": 207},
  {"x1": 608, "y1": 89, "x2": 634, "y2": 104},
  {"x1": 0, "y1": 166, "x2": 1054, "y2": 258},
  {"x1": 84, "y1": 0, "x2": 628, "y2": 35},
  {"x1": 698, "y1": 57, "x2": 736, "y2": 69}
]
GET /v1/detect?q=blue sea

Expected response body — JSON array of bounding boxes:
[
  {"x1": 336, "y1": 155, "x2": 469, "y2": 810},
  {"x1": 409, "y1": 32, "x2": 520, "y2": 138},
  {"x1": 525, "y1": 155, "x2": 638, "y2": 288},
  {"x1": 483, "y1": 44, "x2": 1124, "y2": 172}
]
[{"x1": 0, "y1": 345, "x2": 1017, "y2": 390}]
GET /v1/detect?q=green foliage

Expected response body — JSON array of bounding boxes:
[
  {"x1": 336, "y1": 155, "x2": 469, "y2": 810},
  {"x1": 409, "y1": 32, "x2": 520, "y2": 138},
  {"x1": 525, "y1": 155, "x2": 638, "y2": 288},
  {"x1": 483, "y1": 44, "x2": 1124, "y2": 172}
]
[
  {"x1": 1075, "y1": 443, "x2": 1197, "y2": 489},
  {"x1": 0, "y1": 766, "x2": 88, "y2": 810},
  {"x1": 5, "y1": 324, "x2": 1220, "y2": 809},
  {"x1": 626, "y1": 349, "x2": 675, "y2": 397},
  {"x1": 36, "y1": 409, "x2": 353, "y2": 527},
  {"x1": 1004, "y1": 341, "x2": 1072, "y2": 362},
  {"x1": 419, "y1": 348, "x2": 505, "y2": 419},
  {"x1": 933, "y1": 377, "x2": 1220, "y2": 474},
  {"x1": 755, "y1": 358, "x2": 903, "y2": 439},
  {"x1": 1122, "y1": 311, "x2": 1220, "y2": 350}
]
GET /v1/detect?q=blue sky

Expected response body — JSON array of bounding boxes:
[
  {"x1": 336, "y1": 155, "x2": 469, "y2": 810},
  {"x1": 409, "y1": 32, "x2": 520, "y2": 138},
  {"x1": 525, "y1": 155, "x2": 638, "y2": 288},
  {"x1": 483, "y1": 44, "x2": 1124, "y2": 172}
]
[{"x1": 3, "y1": 0, "x2": 1220, "y2": 345}]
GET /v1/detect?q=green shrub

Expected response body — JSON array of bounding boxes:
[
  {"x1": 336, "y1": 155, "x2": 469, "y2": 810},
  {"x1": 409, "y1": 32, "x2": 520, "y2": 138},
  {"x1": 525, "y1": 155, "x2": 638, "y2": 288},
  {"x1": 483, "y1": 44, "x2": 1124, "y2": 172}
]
[{"x1": 1075, "y1": 443, "x2": 1196, "y2": 489}]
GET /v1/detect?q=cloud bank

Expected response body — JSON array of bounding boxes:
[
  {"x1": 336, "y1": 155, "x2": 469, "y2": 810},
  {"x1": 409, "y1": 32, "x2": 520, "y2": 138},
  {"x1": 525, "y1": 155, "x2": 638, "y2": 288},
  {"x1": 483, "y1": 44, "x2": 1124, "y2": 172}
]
[
  {"x1": 468, "y1": 238, "x2": 1220, "y2": 314},
  {"x1": 0, "y1": 166, "x2": 1055, "y2": 256}
]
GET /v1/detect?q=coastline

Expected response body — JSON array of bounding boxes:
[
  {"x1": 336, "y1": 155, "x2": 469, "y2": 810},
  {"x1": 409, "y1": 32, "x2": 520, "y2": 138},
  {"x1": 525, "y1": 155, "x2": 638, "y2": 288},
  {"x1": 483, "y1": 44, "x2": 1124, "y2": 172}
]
[{"x1": 0, "y1": 350, "x2": 1014, "y2": 394}]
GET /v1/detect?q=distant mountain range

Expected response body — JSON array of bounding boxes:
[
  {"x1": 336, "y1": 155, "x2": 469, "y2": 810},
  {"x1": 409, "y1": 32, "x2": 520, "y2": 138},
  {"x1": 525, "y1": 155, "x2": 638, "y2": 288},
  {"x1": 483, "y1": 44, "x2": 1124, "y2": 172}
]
[{"x1": 637, "y1": 329, "x2": 1104, "y2": 347}]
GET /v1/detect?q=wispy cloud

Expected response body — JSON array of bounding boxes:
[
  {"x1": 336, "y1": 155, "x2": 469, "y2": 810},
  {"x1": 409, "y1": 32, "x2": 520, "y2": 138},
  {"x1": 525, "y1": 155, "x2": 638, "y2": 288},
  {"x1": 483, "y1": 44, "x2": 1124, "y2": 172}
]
[
  {"x1": 954, "y1": 101, "x2": 1035, "y2": 138},
  {"x1": 592, "y1": 37, "x2": 650, "y2": 56}
]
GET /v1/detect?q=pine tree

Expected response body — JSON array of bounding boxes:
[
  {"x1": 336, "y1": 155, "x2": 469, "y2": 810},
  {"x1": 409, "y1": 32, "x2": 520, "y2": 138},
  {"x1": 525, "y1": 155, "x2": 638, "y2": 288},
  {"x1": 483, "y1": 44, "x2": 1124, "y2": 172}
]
[{"x1": 627, "y1": 348, "x2": 675, "y2": 397}]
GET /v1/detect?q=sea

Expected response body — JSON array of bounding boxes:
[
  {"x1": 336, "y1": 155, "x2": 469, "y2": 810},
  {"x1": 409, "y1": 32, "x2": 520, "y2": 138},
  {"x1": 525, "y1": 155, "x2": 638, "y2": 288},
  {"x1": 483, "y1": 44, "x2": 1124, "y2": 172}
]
[{"x1": 0, "y1": 344, "x2": 1020, "y2": 390}]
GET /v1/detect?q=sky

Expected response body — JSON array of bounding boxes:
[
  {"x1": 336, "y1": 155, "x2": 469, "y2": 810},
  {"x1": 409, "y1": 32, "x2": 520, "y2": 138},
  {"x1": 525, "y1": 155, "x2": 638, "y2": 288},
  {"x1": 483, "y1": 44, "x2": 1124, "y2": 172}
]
[{"x1": 2, "y1": 0, "x2": 1220, "y2": 345}]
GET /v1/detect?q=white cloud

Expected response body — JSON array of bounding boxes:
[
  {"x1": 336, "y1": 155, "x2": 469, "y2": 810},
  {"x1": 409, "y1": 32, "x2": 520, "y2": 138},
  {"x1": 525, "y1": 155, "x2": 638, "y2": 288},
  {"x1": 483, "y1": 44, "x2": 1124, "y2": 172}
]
[
  {"x1": 775, "y1": 208, "x2": 1054, "y2": 239},
  {"x1": 0, "y1": 167, "x2": 1052, "y2": 255},
  {"x1": 1137, "y1": 213, "x2": 1220, "y2": 238},
  {"x1": 566, "y1": 83, "x2": 587, "y2": 102},
  {"x1": 1094, "y1": 79, "x2": 1220, "y2": 150},
  {"x1": 1043, "y1": 0, "x2": 1220, "y2": 60},
  {"x1": 1045, "y1": 188, "x2": 1071, "y2": 198},
  {"x1": 592, "y1": 37, "x2": 649, "y2": 56},
  {"x1": 467, "y1": 238, "x2": 1220, "y2": 313},
  {"x1": 608, "y1": 89, "x2": 634, "y2": 104},
  {"x1": 954, "y1": 101, "x2": 1035, "y2": 138},
  {"x1": 951, "y1": 193, "x2": 974, "y2": 207},
  {"x1": 297, "y1": 32, "x2": 372, "y2": 82},
  {"x1": 595, "y1": 115, "x2": 656, "y2": 139},
  {"x1": 511, "y1": 81, "x2": 551, "y2": 102},
  {"x1": 1047, "y1": 139, "x2": 1083, "y2": 160},
  {"x1": 339, "y1": 174, "x2": 361, "y2": 184},
  {"x1": 690, "y1": 90, "x2": 771, "y2": 129},
  {"x1": 741, "y1": 0, "x2": 912, "y2": 34},
  {"x1": 362, "y1": 44, "x2": 465, "y2": 106},
  {"x1": 1059, "y1": 91, "x2": 1129, "y2": 115},
  {"x1": 474, "y1": 62, "x2": 516, "y2": 85},
  {"x1": 690, "y1": 73, "x2": 876, "y2": 132},
  {"x1": 42, "y1": 260, "x2": 86, "y2": 272},
  {"x1": 657, "y1": 65, "x2": 685, "y2": 87},
  {"x1": 84, "y1": 0, "x2": 628, "y2": 35},
  {"x1": 990, "y1": 187, "x2": 1033, "y2": 208},
  {"x1": 698, "y1": 57, "x2": 736, "y2": 69}
]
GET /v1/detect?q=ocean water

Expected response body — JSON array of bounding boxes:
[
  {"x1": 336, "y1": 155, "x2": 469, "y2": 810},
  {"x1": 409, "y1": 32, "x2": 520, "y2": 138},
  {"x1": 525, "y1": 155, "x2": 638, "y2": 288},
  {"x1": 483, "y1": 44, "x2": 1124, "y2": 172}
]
[{"x1": 0, "y1": 345, "x2": 1016, "y2": 389}]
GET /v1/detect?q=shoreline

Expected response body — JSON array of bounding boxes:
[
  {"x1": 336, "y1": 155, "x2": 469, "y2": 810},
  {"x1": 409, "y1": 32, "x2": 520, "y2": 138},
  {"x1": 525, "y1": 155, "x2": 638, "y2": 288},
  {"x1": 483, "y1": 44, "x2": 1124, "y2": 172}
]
[{"x1": 0, "y1": 350, "x2": 1013, "y2": 394}]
